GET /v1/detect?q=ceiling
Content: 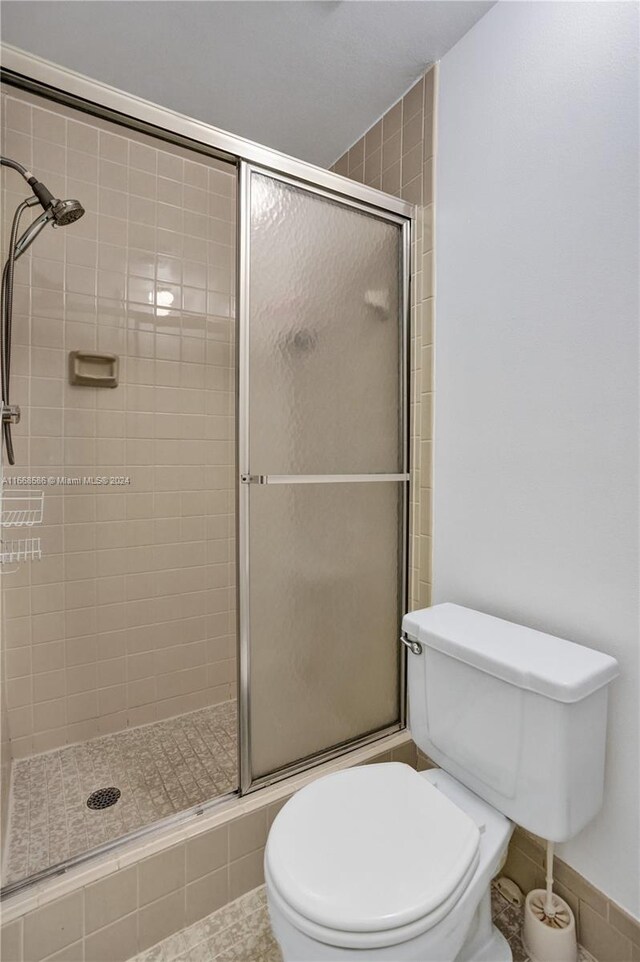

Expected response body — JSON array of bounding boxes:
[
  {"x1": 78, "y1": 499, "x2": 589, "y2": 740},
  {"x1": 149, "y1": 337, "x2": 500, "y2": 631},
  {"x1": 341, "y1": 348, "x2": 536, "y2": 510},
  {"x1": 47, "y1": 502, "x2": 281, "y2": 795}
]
[{"x1": 0, "y1": 1, "x2": 494, "y2": 167}]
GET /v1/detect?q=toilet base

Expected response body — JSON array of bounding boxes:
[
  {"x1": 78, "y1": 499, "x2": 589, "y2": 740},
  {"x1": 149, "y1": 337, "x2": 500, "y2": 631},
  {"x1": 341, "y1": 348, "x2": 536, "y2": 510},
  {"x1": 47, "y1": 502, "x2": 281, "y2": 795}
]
[
  {"x1": 456, "y1": 925, "x2": 512, "y2": 962},
  {"x1": 454, "y1": 890, "x2": 512, "y2": 962},
  {"x1": 268, "y1": 888, "x2": 513, "y2": 962}
]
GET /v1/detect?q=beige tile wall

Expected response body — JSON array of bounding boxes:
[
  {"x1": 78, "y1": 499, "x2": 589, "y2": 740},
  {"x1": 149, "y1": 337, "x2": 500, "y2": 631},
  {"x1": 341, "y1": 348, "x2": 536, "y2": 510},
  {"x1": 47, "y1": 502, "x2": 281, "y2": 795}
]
[
  {"x1": 0, "y1": 734, "x2": 416, "y2": 962},
  {"x1": 331, "y1": 66, "x2": 436, "y2": 611},
  {"x1": 0, "y1": 87, "x2": 237, "y2": 757},
  {"x1": 1, "y1": 588, "x2": 12, "y2": 850}
]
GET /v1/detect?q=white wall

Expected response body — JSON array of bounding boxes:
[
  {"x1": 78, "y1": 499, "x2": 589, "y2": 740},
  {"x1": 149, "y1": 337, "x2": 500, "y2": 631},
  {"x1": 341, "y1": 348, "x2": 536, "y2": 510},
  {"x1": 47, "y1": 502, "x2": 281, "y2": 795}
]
[{"x1": 434, "y1": 1, "x2": 639, "y2": 916}]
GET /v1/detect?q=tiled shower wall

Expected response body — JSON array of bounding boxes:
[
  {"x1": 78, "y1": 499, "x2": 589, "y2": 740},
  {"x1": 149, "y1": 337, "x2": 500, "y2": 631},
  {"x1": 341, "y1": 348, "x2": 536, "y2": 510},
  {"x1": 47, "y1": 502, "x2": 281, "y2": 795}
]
[
  {"x1": 331, "y1": 66, "x2": 436, "y2": 610},
  {"x1": 0, "y1": 86, "x2": 237, "y2": 758},
  {"x1": 1, "y1": 590, "x2": 10, "y2": 848}
]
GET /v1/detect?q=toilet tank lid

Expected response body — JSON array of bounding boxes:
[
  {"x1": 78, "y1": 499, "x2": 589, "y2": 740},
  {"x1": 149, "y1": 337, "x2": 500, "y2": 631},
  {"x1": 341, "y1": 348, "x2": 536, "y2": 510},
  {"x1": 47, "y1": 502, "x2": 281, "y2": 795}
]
[{"x1": 402, "y1": 604, "x2": 619, "y2": 703}]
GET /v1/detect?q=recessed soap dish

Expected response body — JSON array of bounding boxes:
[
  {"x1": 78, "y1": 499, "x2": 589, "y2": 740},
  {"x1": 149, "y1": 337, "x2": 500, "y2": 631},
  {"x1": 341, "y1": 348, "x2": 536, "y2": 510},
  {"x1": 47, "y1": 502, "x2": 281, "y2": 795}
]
[{"x1": 69, "y1": 351, "x2": 119, "y2": 387}]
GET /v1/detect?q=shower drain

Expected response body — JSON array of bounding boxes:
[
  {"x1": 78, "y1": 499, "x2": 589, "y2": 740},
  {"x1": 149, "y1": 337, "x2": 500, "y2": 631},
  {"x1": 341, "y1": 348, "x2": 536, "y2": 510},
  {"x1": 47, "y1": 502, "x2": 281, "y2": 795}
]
[{"x1": 86, "y1": 787, "x2": 121, "y2": 810}]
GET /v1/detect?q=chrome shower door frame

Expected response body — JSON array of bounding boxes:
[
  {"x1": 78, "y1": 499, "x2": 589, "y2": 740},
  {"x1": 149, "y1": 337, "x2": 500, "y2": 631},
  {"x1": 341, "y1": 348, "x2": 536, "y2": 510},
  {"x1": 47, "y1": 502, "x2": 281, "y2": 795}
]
[
  {"x1": 237, "y1": 162, "x2": 412, "y2": 794},
  {"x1": 0, "y1": 44, "x2": 414, "y2": 896}
]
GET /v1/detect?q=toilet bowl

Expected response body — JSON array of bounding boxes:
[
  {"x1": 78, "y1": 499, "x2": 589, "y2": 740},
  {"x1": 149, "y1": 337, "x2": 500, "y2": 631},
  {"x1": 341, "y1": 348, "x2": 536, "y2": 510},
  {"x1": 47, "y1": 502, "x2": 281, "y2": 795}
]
[{"x1": 265, "y1": 764, "x2": 513, "y2": 962}]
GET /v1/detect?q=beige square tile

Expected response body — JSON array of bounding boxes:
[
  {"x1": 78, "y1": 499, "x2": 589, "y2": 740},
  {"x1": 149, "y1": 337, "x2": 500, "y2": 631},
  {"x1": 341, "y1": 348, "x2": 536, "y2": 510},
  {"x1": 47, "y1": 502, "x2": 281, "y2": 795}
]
[
  {"x1": 266, "y1": 797, "x2": 290, "y2": 831},
  {"x1": 402, "y1": 77, "x2": 424, "y2": 122},
  {"x1": 67, "y1": 118, "x2": 99, "y2": 154},
  {"x1": 364, "y1": 147, "x2": 382, "y2": 186},
  {"x1": 84, "y1": 913, "x2": 138, "y2": 962},
  {"x1": 380, "y1": 161, "x2": 401, "y2": 198},
  {"x1": 402, "y1": 110, "x2": 423, "y2": 155},
  {"x1": 382, "y1": 131, "x2": 401, "y2": 173},
  {"x1": 3, "y1": 96, "x2": 32, "y2": 134},
  {"x1": 41, "y1": 941, "x2": 84, "y2": 962},
  {"x1": 364, "y1": 119, "x2": 383, "y2": 155},
  {"x1": 23, "y1": 893, "x2": 82, "y2": 961},
  {"x1": 85, "y1": 865, "x2": 137, "y2": 934},
  {"x1": 580, "y1": 903, "x2": 632, "y2": 962},
  {"x1": 503, "y1": 844, "x2": 545, "y2": 897},
  {"x1": 608, "y1": 902, "x2": 640, "y2": 947},
  {"x1": 554, "y1": 859, "x2": 609, "y2": 917},
  {"x1": 185, "y1": 867, "x2": 229, "y2": 926},
  {"x1": 229, "y1": 809, "x2": 268, "y2": 861},
  {"x1": 229, "y1": 848, "x2": 265, "y2": 901},
  {"x1": 138, "y1": 891, "x2": 186, "y2": 953},
  {"x1": 348, "y1": 137, "x2": 364, "y2": 173},
  {"x1": 186, "y1": 825, "x2": 228, "y2": 883},
  {"x1": 382, "y1": 100, "x2": 402, "y2": 142},
  {"x1": 99, "y1": 131, "x2": 128, "y2": 165},
  {"x1": 348, "y1": 162, "x2": 364, "y2": 184},
  {"x1": 400, "y1": 175, "x2": 422, "y2": 207},
  {"x1": 0, "y1": 919, "x2": 23, "y2": 962},
  {"x1": 139, "y1": 845, "x2": 185, "y2": 906},
  {"x1": 402, "y1": 142, "x2": 422, "y2": 187}
]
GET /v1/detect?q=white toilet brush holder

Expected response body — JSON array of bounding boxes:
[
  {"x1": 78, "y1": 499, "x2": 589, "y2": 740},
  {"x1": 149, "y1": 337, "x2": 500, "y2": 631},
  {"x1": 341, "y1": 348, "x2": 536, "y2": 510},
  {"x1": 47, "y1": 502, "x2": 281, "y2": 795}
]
[{"x1": 523, "y1": 842, "x2": 578, "y2": 962}]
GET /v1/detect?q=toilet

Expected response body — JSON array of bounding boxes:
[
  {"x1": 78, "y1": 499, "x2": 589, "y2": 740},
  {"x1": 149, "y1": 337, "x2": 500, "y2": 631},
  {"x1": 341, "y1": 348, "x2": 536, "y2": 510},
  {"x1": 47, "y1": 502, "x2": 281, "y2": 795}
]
[{"x1": 264, "y1": 603, "x2": 619, "y2": 962}]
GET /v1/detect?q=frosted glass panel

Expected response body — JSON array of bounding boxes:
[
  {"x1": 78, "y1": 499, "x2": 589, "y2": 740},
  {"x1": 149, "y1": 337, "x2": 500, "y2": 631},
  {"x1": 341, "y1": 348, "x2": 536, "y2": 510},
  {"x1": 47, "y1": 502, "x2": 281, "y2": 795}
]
[
  {"x1": 249, "y1": 173, "x2": 402, "y2": 474},
  {"x1": 249, "y1": 483, "x2": 402, "y2": 779}
]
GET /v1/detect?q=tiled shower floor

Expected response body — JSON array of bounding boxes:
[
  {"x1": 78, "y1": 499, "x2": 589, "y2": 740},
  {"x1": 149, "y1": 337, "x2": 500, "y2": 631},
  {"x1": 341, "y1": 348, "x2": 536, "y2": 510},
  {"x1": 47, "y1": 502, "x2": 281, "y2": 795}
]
[
  {"x1": 3, "y1": 701, "x2": 237, "y2": 886},
  {"x1": 129, "y1": 884, "x2": 597, "y2": 962}
]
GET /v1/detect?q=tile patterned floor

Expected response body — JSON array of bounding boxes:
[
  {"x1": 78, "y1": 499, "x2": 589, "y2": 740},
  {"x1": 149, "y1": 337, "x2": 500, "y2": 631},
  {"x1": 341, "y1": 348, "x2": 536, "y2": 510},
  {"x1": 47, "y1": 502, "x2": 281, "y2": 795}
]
[
  {"x1": 130, "y1": 884, "x2": 597, "y2": 962},
  {"x1": 3, "y1": 701, "x2": 237, "y2": 886},
  {"x1": 131, "y1": 888, "x2": 279, "y2": 962}
]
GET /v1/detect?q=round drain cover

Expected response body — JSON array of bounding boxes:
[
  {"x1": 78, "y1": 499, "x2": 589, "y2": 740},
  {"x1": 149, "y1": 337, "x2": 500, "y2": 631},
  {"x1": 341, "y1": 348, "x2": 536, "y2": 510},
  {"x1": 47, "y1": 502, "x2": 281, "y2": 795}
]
[{"x1": 87, "y1": 787, "x2": 121, "y2": 810}]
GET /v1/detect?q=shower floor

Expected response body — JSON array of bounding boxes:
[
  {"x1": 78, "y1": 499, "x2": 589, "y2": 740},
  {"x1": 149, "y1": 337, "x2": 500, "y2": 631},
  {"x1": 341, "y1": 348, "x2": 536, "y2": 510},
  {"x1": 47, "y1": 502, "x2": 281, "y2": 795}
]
[{"x1": 3, "y1": 700, "x2": 237, "y2": 887}]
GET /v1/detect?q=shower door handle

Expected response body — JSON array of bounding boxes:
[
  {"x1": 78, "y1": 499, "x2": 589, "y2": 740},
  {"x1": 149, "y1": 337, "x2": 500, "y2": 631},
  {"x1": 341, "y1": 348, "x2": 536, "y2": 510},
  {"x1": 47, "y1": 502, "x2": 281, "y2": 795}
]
[{"x1": 240, "y1": 473, "x2": 410, "y2": 484}]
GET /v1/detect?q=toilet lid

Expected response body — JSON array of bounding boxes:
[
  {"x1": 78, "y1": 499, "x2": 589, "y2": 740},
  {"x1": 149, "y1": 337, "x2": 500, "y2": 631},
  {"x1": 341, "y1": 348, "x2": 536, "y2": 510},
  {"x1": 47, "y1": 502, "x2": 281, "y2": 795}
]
[{"x1": 265, "y1": 763, "x2": 480, "y2": 934}]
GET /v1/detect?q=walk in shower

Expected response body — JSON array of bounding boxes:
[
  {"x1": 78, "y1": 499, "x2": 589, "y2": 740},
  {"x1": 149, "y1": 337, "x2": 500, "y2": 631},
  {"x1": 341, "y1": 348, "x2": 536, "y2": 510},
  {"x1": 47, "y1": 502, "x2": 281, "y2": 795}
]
[{"x1": 0, "y1": 59, "x2": 412, "y2": 896}]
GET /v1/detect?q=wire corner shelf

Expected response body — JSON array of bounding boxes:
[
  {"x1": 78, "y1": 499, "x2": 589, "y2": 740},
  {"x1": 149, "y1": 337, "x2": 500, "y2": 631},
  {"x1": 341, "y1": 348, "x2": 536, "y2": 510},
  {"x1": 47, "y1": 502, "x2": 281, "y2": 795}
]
[
  {"x1": 0, "y1": 537, "x2": 42, "y2": 565},
  {"x1": 0, "y1": 489, "x2": 45, "y2": 527}
]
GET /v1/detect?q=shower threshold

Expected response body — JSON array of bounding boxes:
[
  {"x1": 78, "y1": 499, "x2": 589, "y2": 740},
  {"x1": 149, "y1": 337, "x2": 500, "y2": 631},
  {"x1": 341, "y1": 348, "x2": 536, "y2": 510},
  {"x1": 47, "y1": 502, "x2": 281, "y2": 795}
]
[{"x1": 2, "y1": 700, "x2": 237, "y2": 888}]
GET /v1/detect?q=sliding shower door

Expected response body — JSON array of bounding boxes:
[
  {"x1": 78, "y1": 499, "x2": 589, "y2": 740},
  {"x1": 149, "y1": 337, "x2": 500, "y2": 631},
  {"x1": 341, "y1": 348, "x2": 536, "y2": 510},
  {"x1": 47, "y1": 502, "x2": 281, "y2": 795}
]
[{"x1": 239, "y1": 165, "x2": 409, "y2": 789}]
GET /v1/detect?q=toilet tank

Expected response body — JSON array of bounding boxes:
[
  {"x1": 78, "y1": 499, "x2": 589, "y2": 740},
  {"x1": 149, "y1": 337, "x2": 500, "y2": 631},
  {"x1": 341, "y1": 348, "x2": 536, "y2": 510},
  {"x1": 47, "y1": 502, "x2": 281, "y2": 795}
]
[{"x1": 402, "y1": 604, "x2": 619, "y2": 842}]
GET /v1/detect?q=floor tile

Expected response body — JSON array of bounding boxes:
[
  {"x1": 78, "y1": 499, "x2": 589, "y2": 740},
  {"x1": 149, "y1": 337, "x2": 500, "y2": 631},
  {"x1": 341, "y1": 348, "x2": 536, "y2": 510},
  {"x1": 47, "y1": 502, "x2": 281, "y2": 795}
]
[
  {"x1": 4, "y1": 701, "x2": 237, "y2": 885},
  {"x1": 128, "y1": 882, "x2": 597, "y2": 962}
]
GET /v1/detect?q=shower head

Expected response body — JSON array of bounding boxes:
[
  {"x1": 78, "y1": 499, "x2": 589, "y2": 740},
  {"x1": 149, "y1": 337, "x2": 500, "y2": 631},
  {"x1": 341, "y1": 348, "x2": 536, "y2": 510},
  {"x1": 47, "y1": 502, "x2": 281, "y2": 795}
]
[
  {"x1": 51, "y1": 197, "x2": 85, "y2": 227},
  {"x1": 28, "y1": 178, "x2": 85, "y2": 227}
]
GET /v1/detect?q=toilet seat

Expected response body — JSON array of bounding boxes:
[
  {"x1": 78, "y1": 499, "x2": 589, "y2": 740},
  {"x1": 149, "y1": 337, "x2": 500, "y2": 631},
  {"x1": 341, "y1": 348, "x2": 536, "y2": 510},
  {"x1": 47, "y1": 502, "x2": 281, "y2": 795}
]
[
  {"x1": 265, "y1": 763, "x2": 481, "y2": 946},
  {"x1": 265, "y1": 848, "x2": 480, "y2": 951}
]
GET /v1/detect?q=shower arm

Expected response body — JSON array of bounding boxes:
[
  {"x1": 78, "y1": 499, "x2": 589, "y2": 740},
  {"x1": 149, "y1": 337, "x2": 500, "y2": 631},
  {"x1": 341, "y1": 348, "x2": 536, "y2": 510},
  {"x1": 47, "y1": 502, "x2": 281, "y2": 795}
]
[{"x1": 1, "y1": 155, "x2": 58, "y2": 212}]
